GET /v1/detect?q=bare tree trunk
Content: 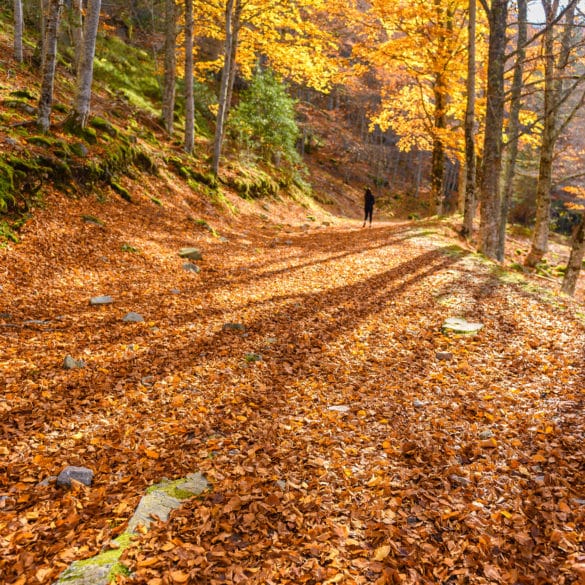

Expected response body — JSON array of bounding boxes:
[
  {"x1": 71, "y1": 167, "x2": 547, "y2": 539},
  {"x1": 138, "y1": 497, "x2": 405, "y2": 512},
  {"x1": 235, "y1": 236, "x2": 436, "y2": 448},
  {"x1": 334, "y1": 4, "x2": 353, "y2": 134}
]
[
  {"x1": 478, "y1": 0, "x2": 508, "y2": 259},
  {"x1": 184, "y1": 0, "x2": 194, "y2": 153},
  {"x1": 66, "y1": 0, "x2": 101, "y2": 130},
  {"x1": 162, "y1": 0, "x2": 176, "y2": 136},
  {"x1": 561, "y1": 214, "x2": 585, "y2": 296},
  {"x1": 225, "y1": 0, "x2": 242, "y2": 120},
  {"x1": 461, "y1": 0, "x2": 476, "y2": 238},
  {"x1": 526, "y1": 0, "x2": 577, "y2": 267},
  {"x1": 497, "y1": 0, "x2": 527, "y2": 260},
  {"x1": 212, "y1": 0, "x2": 236, "y2": 176},
  {"x1": 37, "y1": 0, "x2": 63, "y2": 132},
  {"x1": 14, "y1": 0, "x2": 24, "y2": 63},
  {"x1": 71, "y1": 0, "x2": 84, "y2": 76},
  {"x1": 431, "y1": 81, "x2": 446, "y2": 215}
]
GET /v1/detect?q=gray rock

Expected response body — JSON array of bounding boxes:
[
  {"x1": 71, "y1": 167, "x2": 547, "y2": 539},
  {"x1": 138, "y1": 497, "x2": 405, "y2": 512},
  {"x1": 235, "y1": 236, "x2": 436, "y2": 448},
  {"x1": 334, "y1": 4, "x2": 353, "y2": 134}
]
[
  {"x1": 284, "y1": 240, "x2": 293, "y2": 245},
  {"x1": 222, "y1": 322, "x2": 246, "y2": 332},
  {"x1": 328, "y1": 405, "x2": 350, "y2": 413},
  {"x1": 413, "y1": 399, "x2": 425, "y2": 408},
  {"x1": 37, "y1": 475, "x2": 57, "y2": 487},
  {"x1": 479, "y1": 430, "x2": 494, "y2": 440},
  {"x1": 127, "y1": 473, "x2": 208, "y2": 532},
  {"x1": 275, "y1": 480, "x2": 287, "y2": 490},
  {"x1": 90, "y1": 295, "x2": 114, "y2": 306},
  {"x1": 122, "y1": 312, "x2": 144, "y2": 323},
  {"x1": 436, "y1": 351, "x2": 453, "y2": 361},
  {"x1": 63, "y1": 355, "x2": 85, "y2": 370},
  {"x1": 5, "y1": 137, "x2": 18, "y2": 147},
  {"x1": 56, "y1": 562, "x2": 113, "y2": 585},
  {"x1": 442, "y1": 317, "x2": 483, "y2": 335},
  {"x1": 449, "y1": 474, "x2": 470, "y2": 486},
  {"x1": 178, "y1": 247, "x2": 203, "y2": 261},
  {"x1": 183, "y1": 262, "x2": 200, "y2": 273},
  {"x1": 170, "y1": 288, "x2": 181, "y2": 294},
  {"x1": 56, "y1": 466, "x2": 94, "y2": 488}
]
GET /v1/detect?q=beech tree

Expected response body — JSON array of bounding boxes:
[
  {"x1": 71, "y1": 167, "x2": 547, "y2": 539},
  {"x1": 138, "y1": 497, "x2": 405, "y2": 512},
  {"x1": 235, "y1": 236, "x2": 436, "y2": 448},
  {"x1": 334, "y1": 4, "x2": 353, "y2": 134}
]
[
  {"x1": 525, "y1": 0, "x2": 584, "y2": 267},
  {"x1": 477, "y1": 0, "x2": 508, "y2": 259},
  {"x1": 13, "y1": 0, "x2": 23, "y2": 63},
  {"x1": 37, "y1": 0, "x2": 63, "y2": 132},
  {"x1": 184, "y1": 0, "x2": 195, "y2": 153},
  {"x1": 65, "y1": 0, "x2": 102, "y2": 130},
  {"x1": 561, "y1": 212, "x2": 585, "y2": 296},
  {"x1": 162, "y1": 0, "x2": 177, "y2": 136}
]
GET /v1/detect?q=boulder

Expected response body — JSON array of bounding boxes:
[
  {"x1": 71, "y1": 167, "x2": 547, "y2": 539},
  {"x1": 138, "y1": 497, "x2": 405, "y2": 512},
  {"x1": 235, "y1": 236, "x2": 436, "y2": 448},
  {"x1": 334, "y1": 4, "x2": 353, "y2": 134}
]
[
  {"x1": 90, "y1": 295, "x2": 114, "y2": 306},
  {"x1": 222, "y1": 323, "x2": 246, "y2": 332},
  {"x1": 442, "y1": 317, "x2": 483, "y2": 335},
  {"x1": 122, "y1": 312, "x2": 144, "y2": 323},
  {"x1": 183, "y1": 263, "x2": 200, "y2": 273},
  {"x1": 63, "y1": 355, "x2": 85, "y2": 370}
]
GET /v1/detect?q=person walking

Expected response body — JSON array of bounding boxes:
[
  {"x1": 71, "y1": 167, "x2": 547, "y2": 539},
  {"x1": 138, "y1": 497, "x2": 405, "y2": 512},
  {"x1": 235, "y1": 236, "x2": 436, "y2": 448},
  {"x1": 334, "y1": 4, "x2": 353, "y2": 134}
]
[{"x1": 362, "y1": 187, "x2": 375, "y2": 227}]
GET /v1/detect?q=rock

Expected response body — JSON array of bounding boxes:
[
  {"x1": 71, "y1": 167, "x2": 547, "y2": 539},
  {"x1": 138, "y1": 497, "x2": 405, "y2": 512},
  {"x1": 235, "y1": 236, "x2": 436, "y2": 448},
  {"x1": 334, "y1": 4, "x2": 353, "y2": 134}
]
[
  {"x1": 5, "y1": 137, "x2": 18, "y2": 147},
  {"x1": 479, "y1": 430, "x2": 494, "y2": 440},
  {"x1": 436, "y1": 351, "x2": 453, "y2": 361},
  {"x1": 63, "y1": 355, "x2": 85, "y2": 370},
  {"x1": 183, "y1": 262, "x2": 200, "y2": 273},
  {"x1": 442, "y1": 317, "x2": 483, "y2": 335},
  {"x1": 284, "y1": 240, "x2": 293, "y2": 245},
  {"x1": 222, "y1": 322, "x2": 246, "y2": 332},
  {"x1": 449, "y1": 474, "x2": 470, "y2": 486},
  {"x1": 122, "y1": 312, "x2": 144, "y2": 323},
  {"x1": 37, "y1": 475, "x2": 57, "y2": 488},
  {"x1": 56, "y1": 466, "x2": 94, "y2": 488},
  {"x1": 328, "y1": 405, "x2": 350, "y2": 413},
  {"x1": 170, "y1": 288, "x2": 181, "y2": 294},
  {"x1": 178, "y1": 247, "x2": 202, "y2": 261},
  {"x1": 0, "y1": 313, "x2": 12, "y2": 320},
  {"x1": 413, "y1": 399, "x2": 425, "y2": 408},
  {"x1": 90, "y1": 295, "x2": 114, "y2": 305},
  {"x1": 275, "y1": 480, "x2": 287, "y2": 490}
]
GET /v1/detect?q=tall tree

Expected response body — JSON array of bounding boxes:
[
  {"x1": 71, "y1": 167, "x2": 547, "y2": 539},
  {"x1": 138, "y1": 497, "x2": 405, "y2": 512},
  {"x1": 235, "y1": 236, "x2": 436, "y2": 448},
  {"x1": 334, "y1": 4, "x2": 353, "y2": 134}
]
[
  {"x1": 162, "y1": 0, "x2": 177, "y2": 136},
  {"x1": 13, "y1": 0, "x2": 24, "y2": 63},
  {"x1": 37, "y1": 0, "x2": 63, "y2": 132},
  {"x1": 71, "y1": 0, "x2": 84, "y2": 76},
  {"x1": 66, "y1": 0, "x2": 102, "y2": 130},
  {"x1": 561, "y1": 212, "x2": 585, "y2": 296},
  {"x1": 461, "y1": 0, "x2": 477, "y2": 238},
  {"x1": 477, "y1": 0, "x2": 508, "y2": 259},
  {"x1": 525, "y1": 0, "x2": 581, "y2": 267},
  {"x1": 212, "y1": 0, "x2": 238, "y2": 176},
  {"x1": 496, "y1": 0, "x2": 527, "y2": 260},
  {"x1": 184, "y1": 0, "x2": 195, "y2": 153}
]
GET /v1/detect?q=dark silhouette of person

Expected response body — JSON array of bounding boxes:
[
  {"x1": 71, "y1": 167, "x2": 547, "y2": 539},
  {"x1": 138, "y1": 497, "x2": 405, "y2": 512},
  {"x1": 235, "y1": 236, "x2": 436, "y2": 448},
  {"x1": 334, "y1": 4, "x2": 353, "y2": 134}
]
[{"x1": 363, "y1": 187, "x2": 375, "y2": 227}]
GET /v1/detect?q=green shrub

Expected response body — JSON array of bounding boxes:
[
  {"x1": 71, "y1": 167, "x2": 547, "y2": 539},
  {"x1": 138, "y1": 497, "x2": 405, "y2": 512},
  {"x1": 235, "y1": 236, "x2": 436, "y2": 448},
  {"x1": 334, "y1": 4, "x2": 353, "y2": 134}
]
[{"x1": 227, "y1": 69, "x2": 300, "y2": 166}]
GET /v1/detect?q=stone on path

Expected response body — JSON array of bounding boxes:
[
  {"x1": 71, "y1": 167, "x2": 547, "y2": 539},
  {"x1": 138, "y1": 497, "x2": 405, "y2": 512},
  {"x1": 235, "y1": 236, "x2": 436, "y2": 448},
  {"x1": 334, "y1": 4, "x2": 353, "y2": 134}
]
[
  {"x1": 442, "y1": 317, "x2": 483, "y2": 335},
  {"x1": 436, "y1": 351, "x2": 453, "y2": 361},
  {"x1": 183, "y1": 262, "x2": 201, "y2": 273},
  {"x1": 328, "y1": 405, "x2": 350, "y2": 413},
  {"x1": 178, "y1": 247, "x2": 203, "y2": 261},
  {"x1": 63, "y1": 355, "x2": 85, "y2": 370},
  {"x1": 56, "y1": 466, "x2": 94, "y2": 488},
  {"x1": 90, "y1": 295, "x2": 113, "y2": 306},
  {"x1": 54, "y1": 473, "x2": 208, "y2": 585},
  {"x1": 222, "y1": 322, "x2": 246, "y2": 332},
  {"x1": 122, "y1": 312, "x2": 144, "y2": 323}
]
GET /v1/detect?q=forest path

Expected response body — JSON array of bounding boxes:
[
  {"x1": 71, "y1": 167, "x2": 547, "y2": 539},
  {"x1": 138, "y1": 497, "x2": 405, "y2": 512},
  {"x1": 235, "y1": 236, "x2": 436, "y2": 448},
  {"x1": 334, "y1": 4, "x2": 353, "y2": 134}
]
[{"x1": 1, "y1": 212, "x2": 584, "y2": 584}]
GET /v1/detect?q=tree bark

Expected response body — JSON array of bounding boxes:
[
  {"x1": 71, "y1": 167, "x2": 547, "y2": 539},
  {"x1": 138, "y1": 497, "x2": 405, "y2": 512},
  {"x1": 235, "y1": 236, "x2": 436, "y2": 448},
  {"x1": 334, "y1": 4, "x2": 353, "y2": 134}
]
[
  {"x1": 478, "y1": 0, "x2": 508, "y2": 259},
  {"x1": 162, "y1": 0, "x2": 177, "y2": 136},
  {"x1": 461, "y1": 0, "x2": 476, "y2": 238},
  {"x1": 66, "y1": 0, "x2": 101, "y2": 130},
  {"x1": 14, "y1": 0, "x2": 24, "y2": 63},
  {"x1": 184, "y1": 0, "x2": 195, "y2": 153},
  {"x1": 37, "y1": 0, "x2": 63, "y2": 132},
  {"x1": 525, "y1": 0, "x2": 577, "y2": 267},
  {"x1": 497, "y1": 0, "x2": 527, "y2": 260},
  {"x1": 71, "y1": 0, "x2": 84, "y2": 76},
  {"x1": 212, "y1": 0, "x2": 236, "y2": 176},
  {"x1": 561, "y1": 213, "x2": 585, "y2": 296},
  {"x1": 431, "y1": 80, "x2": 446, "y2": 215}
]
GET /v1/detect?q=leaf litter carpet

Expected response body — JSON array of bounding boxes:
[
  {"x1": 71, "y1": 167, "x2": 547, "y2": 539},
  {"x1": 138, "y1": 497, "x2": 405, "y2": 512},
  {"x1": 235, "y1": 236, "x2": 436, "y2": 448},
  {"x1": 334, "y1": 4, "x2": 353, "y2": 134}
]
[{"x1": 1, "y1": 200, "x2": 584, "y2": 585}]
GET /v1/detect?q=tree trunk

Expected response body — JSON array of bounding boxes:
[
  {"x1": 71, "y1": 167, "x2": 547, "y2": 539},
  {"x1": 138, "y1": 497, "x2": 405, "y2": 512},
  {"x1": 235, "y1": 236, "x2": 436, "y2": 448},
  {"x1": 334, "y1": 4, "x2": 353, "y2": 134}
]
[
  {"x1": 461, "y1": 0, "x2": 476, "y2": 238},
  {"x1": 212, "y1": 0, "x2": 236, "y2": 176},
  {"x1": 162, "y1": 0, "x2": 176, "y2": 136},
  {"x1": 497, "y1": 0, "x2": 527, "y2": 261},
  {"x1": 37, "y1": 0, "x2": 63, "y2": 132},
  {"x1": 478, "y1": 0, "x2": 508, "y2": 259},
  {"x1": 561, "y1": 214, "x2": 585, "y2": 296},
  {"x1": 431, "y1": 81, "x2": 446, "y2": 216},
  {"x1": 525, "y1": 0, "x2": 577, "y2": 267},
  {"x1": 225, "y1": 0, "x2": 242, "y2": 121},
  {"x1": 66, "y1": 0, "x2": 101, "y2": 130},
  {"x1": 14, "y1": 0, "x2": 24, "y2": 63},
  {"x1": 71, "y1": 0, "x2": 84, "y2": 76},
  {"x1": 184, "y1": 0, "x2": 194, "y2": 153}
]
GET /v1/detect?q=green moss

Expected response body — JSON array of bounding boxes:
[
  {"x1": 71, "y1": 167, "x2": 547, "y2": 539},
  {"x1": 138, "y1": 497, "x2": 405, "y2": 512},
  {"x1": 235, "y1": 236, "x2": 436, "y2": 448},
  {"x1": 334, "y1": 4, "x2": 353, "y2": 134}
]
[
  {"x1": 0, "y1": 221, "x2": 19, "y2": 243},
  {"x1": 9, "y1": 89, "x2": 36, "y2": 101},
  {"x1": 146, "y1": 478, "x2": 200, "y2": 500},
  {"x1": 111, "y1": 182, "x2": 132, "y2": 202},
  {"x1": 150, "y1": 196, "x2": 162, "y2": 206},
  {"x1": 82, "y1": 215, "x2": 104, "y2": 226},
  {"x1": 90, "y1": 116, "x2": 118, "y2": 137},
  {"x1": 26, "y1": 135, "x2": 58, "y2": 148},
  {"x1": 0, "y1": 160, "x2": 15, "y2": 212},
  {"x1": 121, "y1": 243, "x2": 138, "y2": 253}
]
